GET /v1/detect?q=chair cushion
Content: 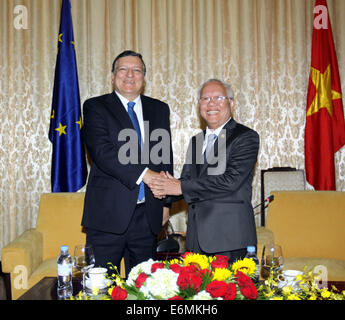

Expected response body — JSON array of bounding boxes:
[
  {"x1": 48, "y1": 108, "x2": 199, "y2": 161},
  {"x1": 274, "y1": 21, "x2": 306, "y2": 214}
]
[
  {"x1": 256, "y1": 226, "x2": 274, "y2": 260},
  {"x1": 256, "y1": 226, "x2": 274, "y2": 245},
  {"x1": 284, "y1": 257, "x2": 345, "y2": 282},
  {"x1": 26, "y1": 258, "x2": 57, "y2": 294},
  {"x1": 36, "y1": 193, "x2": 86, "y2": 260}
]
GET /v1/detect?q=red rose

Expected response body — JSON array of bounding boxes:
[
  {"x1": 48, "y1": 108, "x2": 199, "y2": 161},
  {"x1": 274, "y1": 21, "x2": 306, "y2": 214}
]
[
  {"x1": 135, "y1": 272, "x2": 148, "y2": 288},
  {"x1": 240, "y1": 283, "x2": 258, "y2": 300},
  {"x1": 211, "y1": 255, "x2": 229, "y2": 269},
  {"x1": 211, "y1": 260, "x2": 229, "y2": 269},
  {"x1": 205, "y1": 280, "x2": 228, "y2": 298},
  {"x1": 151, "y1": 262, "x2": 165, "y2": 273},
  {"x1": 189, "y1": 274, "x2": 203, "y2": 292},
  {"x1": 170, "y1": 263, "x2": 182, "y2": 274},
  {"x1": 111, "y1": 286, "x2": 128, "y2": 300},
  {"x1": 181, "y1": 265, "x2": 198, "y2": 274},
  {"x1": 168, "y1": 295, "x2": 184, "y2": 300},
  {"x1": 236, "y1": 271, "x2": 253, "y2": 287},
  {"x1": 215, "y1": 255, "x2": 229, "y2": 263},
  {"x1": 223, "y1": 283, "x2": 237, "y2": 300},
  {"x1": 177, "y1": 271, "x2": 202, "y2": 292}
]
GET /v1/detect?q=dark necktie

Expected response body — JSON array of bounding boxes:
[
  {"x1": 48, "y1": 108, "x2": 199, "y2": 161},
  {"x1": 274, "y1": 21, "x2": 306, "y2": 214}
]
[{"x1": 127, "y1": 101, "x2": 145, "y2": 201}]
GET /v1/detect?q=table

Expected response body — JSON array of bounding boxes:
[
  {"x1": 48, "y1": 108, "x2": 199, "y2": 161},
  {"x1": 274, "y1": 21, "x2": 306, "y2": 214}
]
[
  {"x1": 18, "y1": 277, "x2": 82, "y2": 300},
  {"x1": 18, "y1": 276, "x2": 345, "y2": 300},
  {"x1": 18, "y1": 252, "x2": 180, "y2": 300}
]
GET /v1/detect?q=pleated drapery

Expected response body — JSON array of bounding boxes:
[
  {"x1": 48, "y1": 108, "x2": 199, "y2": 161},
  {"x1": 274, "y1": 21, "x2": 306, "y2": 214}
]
[{"x1": 1, "y1": 0, "x2": 345, "y2": 253}]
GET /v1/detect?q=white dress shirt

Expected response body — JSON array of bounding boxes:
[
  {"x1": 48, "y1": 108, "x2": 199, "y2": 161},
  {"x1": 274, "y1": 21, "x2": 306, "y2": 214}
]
[
  {"x1": 115, "y1": 91, "x2": 148, "y2": 186},
  {"x1": 202, "y1": 116, "x2": 232, "y2": 154}
]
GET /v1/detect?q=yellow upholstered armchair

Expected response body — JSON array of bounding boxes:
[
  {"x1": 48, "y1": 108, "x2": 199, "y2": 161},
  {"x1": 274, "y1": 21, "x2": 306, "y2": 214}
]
[
  {"x1": 257, "y1": 191, "x2": 345, "y2": 281},
  {"x1": 1, "y1": 192, "x2": 125, "y2": 299}
]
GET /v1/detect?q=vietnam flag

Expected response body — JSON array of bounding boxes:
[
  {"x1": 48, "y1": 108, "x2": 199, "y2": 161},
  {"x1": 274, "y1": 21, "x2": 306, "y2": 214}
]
[{"x1": 305, "y1": 0, "x2": 345, "y2": 190}]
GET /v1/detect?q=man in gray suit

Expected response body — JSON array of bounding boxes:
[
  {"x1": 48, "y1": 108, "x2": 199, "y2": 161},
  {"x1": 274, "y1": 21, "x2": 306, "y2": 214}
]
[{"x1": 149, "y1": 79, "x2": 259, "y2": 262}]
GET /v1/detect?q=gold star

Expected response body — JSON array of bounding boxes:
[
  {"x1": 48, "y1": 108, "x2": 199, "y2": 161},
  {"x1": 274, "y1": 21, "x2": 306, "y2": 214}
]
[
  {"x1": 58, "y1": 33, "x2": 63, "y2": 43},
  {"x1": 51, "y1": 110, "x2": 55, "y2": 119},
  {"x1": 76, "y1": 117, "x2": 82, "y2": 129},
  {"x1": 55, "y1": 123, "x2": 67, "y2": 136},
  {"x1": 307, "y1": 64, "x2": 342, "y2": 117}
]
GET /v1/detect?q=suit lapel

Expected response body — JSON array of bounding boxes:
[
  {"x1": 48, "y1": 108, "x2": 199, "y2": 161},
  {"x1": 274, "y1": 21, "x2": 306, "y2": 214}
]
[
  {"x1": 198, "y1": 119, "x2": 237, "y2": 177},
  {"x1": 105, "y1": 92, "x2": 134, "y2": 130},
  {"x1": 105, "y1": 92, "x2": 145, "y2": 161},
  {"x1": 141, "y1": 95, "x2": 152, "y2": 143},
  {"x1": 196, "y1": 131, "x2": 206, "y2": 176}
]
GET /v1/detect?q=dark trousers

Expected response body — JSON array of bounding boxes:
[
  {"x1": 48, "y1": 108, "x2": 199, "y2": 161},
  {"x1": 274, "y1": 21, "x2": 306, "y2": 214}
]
[
  {"x1": 86, "y1": 203, "x2": 157, "y2": 278},
  {"x1": 189, "y1": 240, "x2": 247, "y2": 264}
]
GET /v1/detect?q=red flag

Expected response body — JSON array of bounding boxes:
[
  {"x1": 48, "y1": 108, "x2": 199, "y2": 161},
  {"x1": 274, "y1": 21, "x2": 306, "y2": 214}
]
[{"x1": 305, "y1": 0, "x2": 345, "y2": 190}]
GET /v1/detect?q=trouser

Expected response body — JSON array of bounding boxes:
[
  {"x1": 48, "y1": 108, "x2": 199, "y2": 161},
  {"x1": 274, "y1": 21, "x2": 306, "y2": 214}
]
[
  {"x1": 86, "y1": 203, "x2": 157, "y2": 278},
  {"x1": 187, "y1": 210, "x2": 248, "y2": 264}
]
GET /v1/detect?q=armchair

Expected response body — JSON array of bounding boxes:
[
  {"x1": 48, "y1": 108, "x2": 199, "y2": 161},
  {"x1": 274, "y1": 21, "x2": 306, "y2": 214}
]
[
  {"x1": 261, "y1": 191, "x2": 345, "y2": 281},
  {"x1": 1, "y1": 192, "x2": 125, "y2": 299}
]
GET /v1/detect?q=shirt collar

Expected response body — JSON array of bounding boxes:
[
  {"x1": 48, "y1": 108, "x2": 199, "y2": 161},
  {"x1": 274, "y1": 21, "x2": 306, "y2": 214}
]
[
  {"x1": 114, "y1": 91, "x2": 141, "y2": 111},
  {"x1": 205, "y1": 116, "x2": 232, "y2": 138}
]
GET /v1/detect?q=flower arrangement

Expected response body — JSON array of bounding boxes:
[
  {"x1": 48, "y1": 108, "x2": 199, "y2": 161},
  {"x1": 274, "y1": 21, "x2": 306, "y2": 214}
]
[
  {"x1": 71, "y1": 252, "x2": 345, "y2": 301},
  {"x1": 108, "y1": 252, "x2": 260, "y2": 300},
  {"x1": 259, "y1": 267, "x2": 345, "y2": 300}
]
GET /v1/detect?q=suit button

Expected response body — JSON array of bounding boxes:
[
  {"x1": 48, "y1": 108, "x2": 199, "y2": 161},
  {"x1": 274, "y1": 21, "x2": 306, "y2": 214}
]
[{"x1": 191, "y1": 205, "x2": 195, "y2": 209}]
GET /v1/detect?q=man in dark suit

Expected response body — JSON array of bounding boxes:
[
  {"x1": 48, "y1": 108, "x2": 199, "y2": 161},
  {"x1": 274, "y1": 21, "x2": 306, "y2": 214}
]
[
  {"x1": 149, "y1": 79, "x2": 259, "y2": 263},
  {"x1": 82, "y1": 51, "x2": 173, "y2": 275}
]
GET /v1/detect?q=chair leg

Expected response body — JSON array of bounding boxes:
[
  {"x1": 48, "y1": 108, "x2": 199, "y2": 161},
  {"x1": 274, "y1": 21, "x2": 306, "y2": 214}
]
[
  {"x1": 3, "y1": 273, "x2": 12, "y2": 300},
  {"x1": 0, "y1": 262, "x2": 12, "y2": 300}
]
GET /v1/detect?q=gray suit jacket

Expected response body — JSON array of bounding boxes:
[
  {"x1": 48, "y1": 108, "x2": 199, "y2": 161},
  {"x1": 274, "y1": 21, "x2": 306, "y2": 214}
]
[{"x1": 180, "y1": 119, "x2": 259, "y2": 253}]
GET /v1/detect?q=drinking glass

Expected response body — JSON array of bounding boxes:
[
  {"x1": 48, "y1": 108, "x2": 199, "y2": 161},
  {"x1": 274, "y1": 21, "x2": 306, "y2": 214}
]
[
  {"x1": 73, "y1": 244, "x2": 95, "y2": 292},
  {"x1": 261, "y1": 244, "x2": 284, "y2": 280}
]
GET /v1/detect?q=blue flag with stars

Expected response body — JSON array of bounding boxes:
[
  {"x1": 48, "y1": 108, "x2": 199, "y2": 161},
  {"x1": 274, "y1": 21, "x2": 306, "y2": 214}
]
[{"x1": 49, "y1": 0, "x2": 87, "y2": 192}]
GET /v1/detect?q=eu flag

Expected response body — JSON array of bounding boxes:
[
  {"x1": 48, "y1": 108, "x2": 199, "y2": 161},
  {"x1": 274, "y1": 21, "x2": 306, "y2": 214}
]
[{"x1": 49, "y1": 0, "x2": 87, "y2": 192}]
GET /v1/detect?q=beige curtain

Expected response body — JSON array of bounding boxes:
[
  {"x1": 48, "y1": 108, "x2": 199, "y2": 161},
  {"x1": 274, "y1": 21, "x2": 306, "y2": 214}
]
[{"x1": 1, "y1": 0, "x2": 345, "y2": 255}]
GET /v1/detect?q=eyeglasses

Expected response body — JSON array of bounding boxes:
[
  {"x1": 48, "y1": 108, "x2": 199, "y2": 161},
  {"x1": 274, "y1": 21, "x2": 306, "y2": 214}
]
[
  {"x1": 116, "y1": 67, "x2": 143, "y2": 75},
  {"x1": 199, "y1": 96, "x2": 230, "y2": 104}
]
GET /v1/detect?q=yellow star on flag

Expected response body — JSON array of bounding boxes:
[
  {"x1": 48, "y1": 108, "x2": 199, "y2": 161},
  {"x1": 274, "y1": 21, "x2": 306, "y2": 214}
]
[
  {"x1": 55, "y1": 123, "x2": 67, "y2": 136},
  {"x1": 76, "y1": 117, "x2": 82, "y2": 129},
  {"x1": 58, "y1": 33, "x2": 63, "y2": 42},
  {"x1": 307, "y1": 64, "x2": 342, "y2": 117}
]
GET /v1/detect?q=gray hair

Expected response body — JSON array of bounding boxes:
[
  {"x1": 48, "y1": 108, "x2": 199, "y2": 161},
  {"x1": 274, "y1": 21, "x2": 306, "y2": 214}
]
[{"x1": 198, "y1": 78, "x2": 234, "y2": 100}]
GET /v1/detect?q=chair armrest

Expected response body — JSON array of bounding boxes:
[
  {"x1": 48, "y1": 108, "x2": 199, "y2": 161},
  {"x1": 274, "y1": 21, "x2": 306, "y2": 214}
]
[{"x1": 1, "y1": 229, "x2": 43, "y2": 277}]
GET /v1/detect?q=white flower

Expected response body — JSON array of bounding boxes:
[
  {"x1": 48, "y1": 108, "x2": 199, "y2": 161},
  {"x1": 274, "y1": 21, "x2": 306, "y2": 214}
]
[
  {"x1": 192, "y1": 290, "x2": 214, "y2": 300},
  {"x1": 140, "y1": 259, "x2": 157, "y2": 275},
  {"x1": 140, "y1": 268, "x2": 179, "y2": 300},
  {"x1": 126, "y1": 259, "x2": 157, "y2": 287}
]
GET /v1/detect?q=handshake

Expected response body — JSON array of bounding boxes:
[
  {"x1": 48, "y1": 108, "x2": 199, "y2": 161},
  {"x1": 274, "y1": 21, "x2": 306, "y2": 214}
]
[{"x1": 142, "y1": 169, "x2": 182, "y2": 199}]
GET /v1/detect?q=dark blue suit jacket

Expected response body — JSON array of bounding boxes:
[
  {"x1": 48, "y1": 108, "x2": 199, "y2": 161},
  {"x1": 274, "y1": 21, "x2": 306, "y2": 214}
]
[{"x1": 81, "y1": 92, "x2": 173, "y2": 235}]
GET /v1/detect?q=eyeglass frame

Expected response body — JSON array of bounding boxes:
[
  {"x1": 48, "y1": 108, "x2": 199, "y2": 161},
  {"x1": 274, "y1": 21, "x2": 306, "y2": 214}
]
[
  {"x1": 199, "y1": 96, "x2": 232, "y2": 104},
  {"x1": 115, "y1": 66, "x2": 144, "y2": 75}
]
